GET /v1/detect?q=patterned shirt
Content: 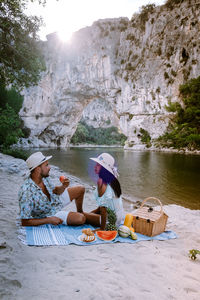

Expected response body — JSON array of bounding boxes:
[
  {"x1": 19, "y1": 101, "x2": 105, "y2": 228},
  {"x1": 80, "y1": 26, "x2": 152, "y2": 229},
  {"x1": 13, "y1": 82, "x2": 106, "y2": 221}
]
[
  {"x1": 18, "y1": 177, "x2": 63, "y2": 219},
  {"x1": 94, "y1": 184, "x2": 124, "y2": 226}
]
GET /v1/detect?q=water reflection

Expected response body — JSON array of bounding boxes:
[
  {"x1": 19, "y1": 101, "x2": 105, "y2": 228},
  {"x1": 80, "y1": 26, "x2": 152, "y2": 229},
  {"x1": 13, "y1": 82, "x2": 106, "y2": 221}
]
[{"x1": 25, "y1": 148, "x2": 200, "y2": 209}]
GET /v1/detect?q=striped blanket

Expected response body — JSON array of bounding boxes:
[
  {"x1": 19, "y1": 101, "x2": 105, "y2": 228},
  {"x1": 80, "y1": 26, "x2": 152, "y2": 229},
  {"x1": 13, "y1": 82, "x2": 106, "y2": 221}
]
[{"x1": 22, "y1": 224, "x2": 177, "y2": 246}]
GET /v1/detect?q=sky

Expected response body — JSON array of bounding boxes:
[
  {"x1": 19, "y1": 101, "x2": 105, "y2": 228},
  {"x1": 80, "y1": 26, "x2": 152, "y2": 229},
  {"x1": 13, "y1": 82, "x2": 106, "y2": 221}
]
[{"x1": 27, "y1": 0, "x2": 166, "y2": 42}]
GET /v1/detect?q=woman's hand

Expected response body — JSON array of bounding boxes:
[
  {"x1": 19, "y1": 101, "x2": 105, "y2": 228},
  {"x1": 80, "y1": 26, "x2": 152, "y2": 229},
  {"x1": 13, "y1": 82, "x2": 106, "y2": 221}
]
[{"x1": 92, "y1": 228, "x2": 101, "y2": 233}]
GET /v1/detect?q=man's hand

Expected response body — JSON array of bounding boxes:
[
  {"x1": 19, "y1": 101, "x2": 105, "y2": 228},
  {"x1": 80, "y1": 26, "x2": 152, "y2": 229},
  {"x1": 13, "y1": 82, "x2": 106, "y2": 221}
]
[
  {"x1": 48, "y1": 216, "x2": 63, "y2": 225},
  {"x1": 62, "y1": 177, "x2": 70, "y2": 188},
  {"x1": 53, "y1": 178, "x2": 70, "y2": 195},
  {"x1": 53, "y1": 185, "x2": 65, "y2": 195}
]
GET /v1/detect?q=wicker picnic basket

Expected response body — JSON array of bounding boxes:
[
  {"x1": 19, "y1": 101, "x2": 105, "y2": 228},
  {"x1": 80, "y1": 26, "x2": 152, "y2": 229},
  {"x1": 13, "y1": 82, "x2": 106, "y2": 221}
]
[{"x1": 132, "y1": 197, "x2": 168, "y2": 237}]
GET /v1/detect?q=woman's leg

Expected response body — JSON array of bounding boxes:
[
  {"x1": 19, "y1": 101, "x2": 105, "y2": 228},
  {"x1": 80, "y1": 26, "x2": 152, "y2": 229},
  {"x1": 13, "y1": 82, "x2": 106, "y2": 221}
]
[
  {"x1": 67, "y1": 212, "x2": 86, "y2": 225},
  {"x1": 83, "y1": 212, "x2": 101, "y2": 227}
]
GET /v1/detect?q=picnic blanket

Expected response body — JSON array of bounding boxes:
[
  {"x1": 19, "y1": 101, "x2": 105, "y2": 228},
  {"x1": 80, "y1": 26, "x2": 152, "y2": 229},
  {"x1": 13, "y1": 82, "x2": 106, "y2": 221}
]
[{"x1": 20, "y1": 224, "x2": 177, "y2": 246}]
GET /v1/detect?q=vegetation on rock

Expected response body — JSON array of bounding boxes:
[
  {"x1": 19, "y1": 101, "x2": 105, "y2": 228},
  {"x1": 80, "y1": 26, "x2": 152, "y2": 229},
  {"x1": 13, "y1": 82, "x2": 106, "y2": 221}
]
[
  {"x1": 157, "y1": 76, "x2": 200, "y2": 150},
  {"x1": 70, "y1": 121, "x2": 127, "y2": 146},
  {"x1": 139, "y1": 128, "x2": 152, "y2": 148},
  {"x1": 165, "y1": 0, "x2": 186, "y2": 10}
]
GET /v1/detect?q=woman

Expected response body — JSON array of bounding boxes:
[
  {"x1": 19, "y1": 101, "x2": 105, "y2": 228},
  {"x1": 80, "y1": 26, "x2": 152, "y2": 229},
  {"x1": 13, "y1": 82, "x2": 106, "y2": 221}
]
[{"x1": 84, "y1": 153, "x2": 124, "y2": 230}]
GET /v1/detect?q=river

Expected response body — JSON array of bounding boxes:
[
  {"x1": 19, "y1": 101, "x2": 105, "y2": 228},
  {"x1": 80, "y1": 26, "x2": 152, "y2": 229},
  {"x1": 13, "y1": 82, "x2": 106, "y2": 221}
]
[{"x1": 25, "y1": 147, "x2": 200, "y2": 210}]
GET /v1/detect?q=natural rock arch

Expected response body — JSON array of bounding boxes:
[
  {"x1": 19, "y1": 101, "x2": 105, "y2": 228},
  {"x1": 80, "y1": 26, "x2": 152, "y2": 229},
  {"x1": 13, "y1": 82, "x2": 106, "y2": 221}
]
[{"x1": 19, "y1": 4, "x2": 200, "y2": 149}]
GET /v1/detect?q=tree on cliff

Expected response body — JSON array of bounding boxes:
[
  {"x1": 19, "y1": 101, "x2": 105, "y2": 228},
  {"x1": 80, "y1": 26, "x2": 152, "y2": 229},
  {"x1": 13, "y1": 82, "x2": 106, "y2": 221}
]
[
  {"x1": 0, "y1": 0, "x2": 47, "y2": 90},
  {"x1": 157, "y1": 76, "x2": 200, "y2": 150}
]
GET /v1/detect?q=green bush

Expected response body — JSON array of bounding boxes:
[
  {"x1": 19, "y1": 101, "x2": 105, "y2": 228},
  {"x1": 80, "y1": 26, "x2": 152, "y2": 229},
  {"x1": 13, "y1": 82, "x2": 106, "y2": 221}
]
[
  {"x1": 157, "y1": 76, "x2": 200, "y2": 150},
  {"x1": 125, "y1": 63, "x2": 135, "y2": 71},
  {"x1": 165, "y1": 101, "x2": 181, "y2": 112},
  {"x1": 0, "y1": 104, "x2": 24, "y2": 147},
  {"x1": 156, "y1": 87, "x2": 161, "y2": 93},
  {"x1": 0, "y1": 84, "x2": 30, "y2": 152},
  {"x1": 164, "y1": 72, "x2": 169, "y2": 79},
  {"x1": 138, "y1": 4, "x2": 156, "y2": 31},
  {"x1": 171, "y1": 69, "x2": 177, "y2": 77},
  {"x1": 1, "y1": 148, "x2": 28, "y2": 160},
  {"x1": 165, "y1": 0, "x2": 184, "y2": 10},
  {"x1": 126, "y1": 34, "x2": 135, "y2": 41},
  {"x1": 70, "y1": 123, "x2": 90, "y2": 144},
  {"x1": 70, "y1": 122, "x2": 127, "y2": 146},
  {"x1": 139, "y1": 128, "x2": 152, "y2": 147},
  {"x1": 156, "y1": 47, "x2": 162, "y2": 56},
  {"x1": 0, "y1": 83, "x2": 23, "y2": 112}
]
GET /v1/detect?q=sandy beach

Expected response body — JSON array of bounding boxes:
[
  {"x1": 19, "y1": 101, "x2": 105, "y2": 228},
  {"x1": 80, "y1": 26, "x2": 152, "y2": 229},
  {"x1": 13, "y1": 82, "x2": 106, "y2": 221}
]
[{"x1": 0, "y1": 153, "x2": 200, "y2": 300}]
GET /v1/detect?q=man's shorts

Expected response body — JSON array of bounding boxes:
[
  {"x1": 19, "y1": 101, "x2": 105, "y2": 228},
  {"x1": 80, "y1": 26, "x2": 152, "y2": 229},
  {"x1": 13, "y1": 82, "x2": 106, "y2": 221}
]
[{"x1": 54, "y1": 189, "x2": 71, "y2": 225}]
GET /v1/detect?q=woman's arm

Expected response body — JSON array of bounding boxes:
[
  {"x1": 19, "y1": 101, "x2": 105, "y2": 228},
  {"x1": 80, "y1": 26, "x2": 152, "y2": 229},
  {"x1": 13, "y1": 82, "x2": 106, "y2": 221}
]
[
  {"x1": 91, "y1": 206, "x2": 107, "y2": 232},
  {"x1": 100, "y1": 206, "x2": 107, "y2": 230},
  {"x1": 90, "y1": 207, "x2": 100, "y2": 214}
]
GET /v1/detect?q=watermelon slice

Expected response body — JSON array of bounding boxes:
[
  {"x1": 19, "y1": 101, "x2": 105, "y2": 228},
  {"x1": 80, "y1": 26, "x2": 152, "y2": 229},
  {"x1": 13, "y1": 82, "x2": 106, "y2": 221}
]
[{"x1": 96, "y1": 230, "x2": 118, "y2": 241}]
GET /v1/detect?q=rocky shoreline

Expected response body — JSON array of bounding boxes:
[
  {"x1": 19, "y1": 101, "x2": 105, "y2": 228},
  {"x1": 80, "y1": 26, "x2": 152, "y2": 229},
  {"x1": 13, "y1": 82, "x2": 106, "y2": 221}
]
[{"x1": 13, "y1": 141, "x2": 200, "y2": 156}]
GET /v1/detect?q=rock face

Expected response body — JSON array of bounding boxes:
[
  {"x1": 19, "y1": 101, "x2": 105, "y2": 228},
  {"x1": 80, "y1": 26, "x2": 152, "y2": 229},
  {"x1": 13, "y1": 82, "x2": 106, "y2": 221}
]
[
  {"x1": 81, "y1": 98, "x2": 118, "y2": 128},
  {"x1": 19, "y1": 0, "x2": 200, "y2": 148}
]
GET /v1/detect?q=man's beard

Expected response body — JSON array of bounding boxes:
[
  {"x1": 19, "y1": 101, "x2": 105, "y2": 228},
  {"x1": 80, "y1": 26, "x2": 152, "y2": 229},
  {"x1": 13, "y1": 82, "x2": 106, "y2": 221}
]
[{"x1": 41, "y1": 172, "x2": 50, "y2": 178}]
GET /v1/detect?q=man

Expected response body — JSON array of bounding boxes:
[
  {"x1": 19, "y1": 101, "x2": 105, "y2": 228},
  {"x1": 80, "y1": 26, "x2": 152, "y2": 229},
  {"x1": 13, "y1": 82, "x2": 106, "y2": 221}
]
[{"x1": 18, "y1": 152, "x2": 86, "y2": 226}]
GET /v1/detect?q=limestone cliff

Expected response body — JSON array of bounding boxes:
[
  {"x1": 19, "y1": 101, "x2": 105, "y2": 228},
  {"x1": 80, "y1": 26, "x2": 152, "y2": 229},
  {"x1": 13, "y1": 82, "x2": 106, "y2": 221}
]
[{"x1": 19, "y1": 0, "x2": 200, "y2": 148}]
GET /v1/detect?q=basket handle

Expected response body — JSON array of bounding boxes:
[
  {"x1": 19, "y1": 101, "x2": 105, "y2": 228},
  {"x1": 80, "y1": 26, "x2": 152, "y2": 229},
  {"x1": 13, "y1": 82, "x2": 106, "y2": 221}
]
[{"x1": 140, "y1": 197, "x2": 163, "y2": 215}]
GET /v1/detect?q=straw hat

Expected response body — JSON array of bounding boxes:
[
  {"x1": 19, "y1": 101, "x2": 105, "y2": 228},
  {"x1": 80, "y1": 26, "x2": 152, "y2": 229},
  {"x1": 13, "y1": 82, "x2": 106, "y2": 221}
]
[
  {"x1": 90, "y1": 153, "x2": 119, "y2": 178},
  {"x1": 26, "y1": 152, "x2": 52, "y2": 171}
]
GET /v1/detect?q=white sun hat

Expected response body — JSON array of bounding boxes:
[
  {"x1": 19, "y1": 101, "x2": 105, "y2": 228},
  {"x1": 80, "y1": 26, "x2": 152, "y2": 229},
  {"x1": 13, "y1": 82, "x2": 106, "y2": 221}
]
[
  {"x1": 89, "y1": 153, "x2": 119, "y2": 178},
  {"x1": 26, "y1": 152, "x2": 52, "y2": 171}
]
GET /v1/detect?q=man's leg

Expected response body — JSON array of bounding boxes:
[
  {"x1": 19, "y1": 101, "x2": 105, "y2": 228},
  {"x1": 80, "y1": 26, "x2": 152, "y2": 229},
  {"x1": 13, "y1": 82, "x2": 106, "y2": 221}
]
[{"x1": 67, "y1": 186, "x2": 85, "y2": 213}]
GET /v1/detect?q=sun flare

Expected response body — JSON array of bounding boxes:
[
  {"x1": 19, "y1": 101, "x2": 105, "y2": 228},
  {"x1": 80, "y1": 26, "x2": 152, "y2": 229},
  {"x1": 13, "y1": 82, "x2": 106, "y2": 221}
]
[{"x1": 57, "y1": 29, "x2": 73, "y2": 43}]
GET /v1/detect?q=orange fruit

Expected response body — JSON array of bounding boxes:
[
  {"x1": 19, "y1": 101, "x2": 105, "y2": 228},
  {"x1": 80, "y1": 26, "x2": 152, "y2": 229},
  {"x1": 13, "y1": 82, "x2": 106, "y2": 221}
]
[
  {"x1": 129, "y1": 227, "x2": 135, "y2": 233},
  {"x1": 59, "y1": 175, "x2": 66, "y2": 183}
]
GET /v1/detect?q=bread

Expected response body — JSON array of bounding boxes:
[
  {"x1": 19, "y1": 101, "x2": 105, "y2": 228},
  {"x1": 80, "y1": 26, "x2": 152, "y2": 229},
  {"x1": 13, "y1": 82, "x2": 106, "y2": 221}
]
[
  {"x1": 80, "y1": 228, "x2": 95, "y2": 242},
  {"x1": 82, "y1": 234, "x2": 95, "y2": 242},
  {"x1": 82, "y1": 228, "x2": 94, "y2": 236}
]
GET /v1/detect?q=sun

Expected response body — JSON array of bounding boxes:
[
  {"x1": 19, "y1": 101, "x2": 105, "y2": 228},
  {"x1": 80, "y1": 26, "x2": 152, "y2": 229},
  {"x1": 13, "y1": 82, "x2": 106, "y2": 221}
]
[{"x1": 57, "y1": 29, "x2": 73, "y2": 43}]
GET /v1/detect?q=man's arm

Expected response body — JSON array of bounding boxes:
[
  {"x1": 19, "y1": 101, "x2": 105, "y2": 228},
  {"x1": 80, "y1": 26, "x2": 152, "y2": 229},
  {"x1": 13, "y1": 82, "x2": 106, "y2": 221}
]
[
  {"x1": 53, "y1": 178, "x2": 70, "y2": 195},
  {"x1": 21, "y1": 216, "x2": 63, "y2": 226}
]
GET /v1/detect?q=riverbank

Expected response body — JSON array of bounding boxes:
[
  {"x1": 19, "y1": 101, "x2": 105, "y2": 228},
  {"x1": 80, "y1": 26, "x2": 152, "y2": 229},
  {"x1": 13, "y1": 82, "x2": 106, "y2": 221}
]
[
  {"x1": 70, "y1": 143, "x2": 200, "y2": 155},
  {"x1": 0, "y1": 153, "x2": 200, "y2": 300},
  {"x1": 14, "y1": 139, "x2": 200, "y2": 155},
  {"x1": 124, "y1": 145, "x2": 200, "y2": 156}
]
